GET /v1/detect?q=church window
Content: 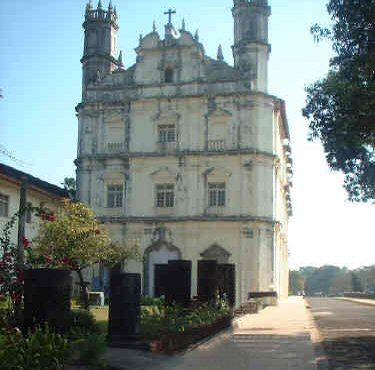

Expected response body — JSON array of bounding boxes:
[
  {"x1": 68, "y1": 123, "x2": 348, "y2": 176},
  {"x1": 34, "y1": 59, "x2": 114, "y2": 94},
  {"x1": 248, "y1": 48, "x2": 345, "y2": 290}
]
[
  {"x1": 107, "y1": 184, "x2": 123, "y2": 208},
  {"x1": 164, "y1": 68, "x2": 174, "y2": 83},
  {"x1": 0, "y1": 193, "x2": 9, "y2": 217},
  {"x1": 155, "y1": 184, "x2": 175, "y2": 208},
  {"x1": 208, "y1": 183, "x2": 226, "y2": 207},
  {"x1": 158, "y1": 124, "x2": 176, "y2": 143}
]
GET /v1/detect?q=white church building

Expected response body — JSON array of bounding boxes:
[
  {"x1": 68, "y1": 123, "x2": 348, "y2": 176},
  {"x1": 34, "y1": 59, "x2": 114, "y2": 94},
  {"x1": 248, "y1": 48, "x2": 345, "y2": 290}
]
[{"x1": 76, "y1": 0, "x2": 292, "y2": 306}]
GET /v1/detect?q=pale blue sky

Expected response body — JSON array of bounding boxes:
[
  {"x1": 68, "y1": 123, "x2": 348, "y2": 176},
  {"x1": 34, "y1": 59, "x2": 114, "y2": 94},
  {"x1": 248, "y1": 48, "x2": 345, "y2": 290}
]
[{"x1": 1, "y1": 0, "x2": 374, "y2": 269}]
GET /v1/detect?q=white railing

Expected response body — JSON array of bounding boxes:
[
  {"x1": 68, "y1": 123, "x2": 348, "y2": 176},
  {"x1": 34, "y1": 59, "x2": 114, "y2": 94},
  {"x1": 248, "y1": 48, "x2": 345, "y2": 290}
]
[
  {"x1": 208, "y1": 140, "x2": 226, "y2": 151},
  {"x1": 107, "y1": 142, "x2": 124, "y2": 153}
]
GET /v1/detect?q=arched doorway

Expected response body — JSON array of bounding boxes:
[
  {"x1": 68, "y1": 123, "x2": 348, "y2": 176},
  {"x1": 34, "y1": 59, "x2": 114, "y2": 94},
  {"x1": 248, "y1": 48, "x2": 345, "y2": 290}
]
[
  {"x1": 200, "y1": 244, "x2": 231, "y2": 264},
  {"x1": 143, "y1": 242, "x2": 181, "y2": 297}
]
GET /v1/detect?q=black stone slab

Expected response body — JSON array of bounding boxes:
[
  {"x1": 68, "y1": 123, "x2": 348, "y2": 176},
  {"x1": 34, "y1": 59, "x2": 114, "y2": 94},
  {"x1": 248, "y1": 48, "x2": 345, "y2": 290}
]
[
  {"x1": 218, "y1": 264, "x2": 235, "y2": 307},
  {"x1": 198, "y1": 260, "x2": 218, "y2": 305},
  {"x1": 108, "y1": 272, "x2": 141, "y2": 345},
  {"x1": 24, "y1": 269, "x2": 71, "y2": 333},
  {"x1": 166, "y1": 260, "x2": 192, "y2": 307},
  {"x1": 154, "y1": 264, "x2": 169, "y2": 298}
]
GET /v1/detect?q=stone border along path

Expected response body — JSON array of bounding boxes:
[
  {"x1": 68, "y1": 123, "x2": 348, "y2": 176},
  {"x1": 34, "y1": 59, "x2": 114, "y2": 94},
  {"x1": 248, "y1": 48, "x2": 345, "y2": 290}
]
[
  {"x1": 336, "y1": 297, "x2": 375, "y2": 307},
  {"x1": 106, "y1": 296, "x2": 319, "y2": 370}
]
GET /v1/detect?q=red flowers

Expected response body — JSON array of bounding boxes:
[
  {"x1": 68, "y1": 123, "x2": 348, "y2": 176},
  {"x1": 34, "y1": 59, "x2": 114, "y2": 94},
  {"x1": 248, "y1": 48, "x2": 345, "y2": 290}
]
[
  {"x1": 47, "y1": 214, "x2": 56, "y2": 222},
  {"x1": 22, "y1": 236, "x2": 30, "y2": 248},
  {"x1": 39, "y1": 212, "x2": 56, "y2": 222},
  {"x1": 95, "y1": 229, "x2": 101, "y2": 235},
  {"x1": 62, "y1": 257, "x2": 72, "y2": 266},
  {"x1": 16, "y1": 269, "x2": 24, "y2": 283},
  {"x1": 44, "y1": 255, "x2": 53, "y2": 264},
  {"x1": 10, "y1": 291, "x2": 22, "y2": 303}
]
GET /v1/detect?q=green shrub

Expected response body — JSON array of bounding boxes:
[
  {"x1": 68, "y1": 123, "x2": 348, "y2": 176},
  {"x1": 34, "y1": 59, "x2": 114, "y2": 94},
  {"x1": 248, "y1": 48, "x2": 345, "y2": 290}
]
[
  {"x1": 0, "y1": 326, "x2": 70, "y2": 370},
  {"x1": 141, "y1": 296, "x2": 165, "y2": 307},
  {"x1": 140, "y1": 301, "x2": 231, "y2": 339},
  {"x1": 70, "y1": 309, "x2": 98, "y2": 333},
  {"x1": 73, "y1": 332, "x2": 106, "y2": 366}
]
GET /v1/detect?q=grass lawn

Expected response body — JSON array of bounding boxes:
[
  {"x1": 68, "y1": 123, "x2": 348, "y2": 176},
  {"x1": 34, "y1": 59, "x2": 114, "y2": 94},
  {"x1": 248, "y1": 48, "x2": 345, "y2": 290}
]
[{"x1": 91, "y1": 306, "x2": 109, "y2": 335}]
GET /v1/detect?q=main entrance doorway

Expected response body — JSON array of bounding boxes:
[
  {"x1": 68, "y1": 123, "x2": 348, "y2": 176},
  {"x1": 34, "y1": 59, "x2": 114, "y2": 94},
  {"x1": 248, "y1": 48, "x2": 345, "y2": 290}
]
[{"x1": 144, "y1": 242, "x2": 181, "y2": 297}]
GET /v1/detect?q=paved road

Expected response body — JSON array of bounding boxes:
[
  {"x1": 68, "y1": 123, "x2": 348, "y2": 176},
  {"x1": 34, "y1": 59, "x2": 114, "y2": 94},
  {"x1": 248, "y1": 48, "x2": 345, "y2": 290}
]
[{"x1": 307, "y1": 297, "x2": 375, "y2": 370}]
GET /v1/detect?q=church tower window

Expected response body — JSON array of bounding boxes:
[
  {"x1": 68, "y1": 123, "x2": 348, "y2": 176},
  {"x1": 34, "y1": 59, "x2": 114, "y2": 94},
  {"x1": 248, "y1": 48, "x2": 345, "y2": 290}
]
[
  {"x1": 208, "y1": 183, "x2": 226, "y2": 207},
  {"x1": 107, "y1": 185, "x2": 123, "y2": 208},
  {"x1": 164, "y1": 68, "x2": 174, "y2": 83},
  {"x1": 158, "y1": 124, "x2": 176, "y2": 143},
  {"x1": 155, "y1": 184, "x2": 175, "y2": 208}
]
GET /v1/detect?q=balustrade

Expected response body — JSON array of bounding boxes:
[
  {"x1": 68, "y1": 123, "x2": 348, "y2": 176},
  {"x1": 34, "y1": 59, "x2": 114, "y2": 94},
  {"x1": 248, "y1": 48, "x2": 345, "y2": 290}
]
[{"x1": 207, "y1": 140, "x2": 226, "y2": 151}]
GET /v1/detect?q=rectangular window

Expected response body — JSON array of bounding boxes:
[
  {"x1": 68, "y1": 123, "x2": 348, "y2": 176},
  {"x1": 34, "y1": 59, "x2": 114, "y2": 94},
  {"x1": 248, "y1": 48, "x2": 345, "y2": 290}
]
[
  {"x1": 208, "y1": 183, "x2": 226, "y2": 207},
  {"x1": 0, "y1": 193, "x2": 9, "y2": 217},
  {"x1": 107, "y1": 185, "x2": 123, "y2": 208},
  {"x1": 26, "y1": 202, "x2": 32, "y2": 223},
  {"x1": 155, "y1": 184, "x2": 175, "y2": 208},
  {"x1": 158, "y1": 125, "x2": 176, "y2": 143}
]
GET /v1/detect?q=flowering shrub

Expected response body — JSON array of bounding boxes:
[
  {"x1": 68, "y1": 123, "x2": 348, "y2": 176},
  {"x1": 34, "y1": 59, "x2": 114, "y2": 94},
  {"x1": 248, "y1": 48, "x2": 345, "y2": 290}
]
[
  {"x1": 0, "y1": 205, "x2": 42, "y2": 323},
  {"x1": 31, "y1": 200, "x2": 139, "y2": 309}
]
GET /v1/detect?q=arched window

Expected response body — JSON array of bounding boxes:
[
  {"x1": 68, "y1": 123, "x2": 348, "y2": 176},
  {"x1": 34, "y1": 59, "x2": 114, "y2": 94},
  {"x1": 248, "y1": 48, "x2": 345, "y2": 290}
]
[{"x1": 164, "y1": 68, "x2": 174, "y2": 83}]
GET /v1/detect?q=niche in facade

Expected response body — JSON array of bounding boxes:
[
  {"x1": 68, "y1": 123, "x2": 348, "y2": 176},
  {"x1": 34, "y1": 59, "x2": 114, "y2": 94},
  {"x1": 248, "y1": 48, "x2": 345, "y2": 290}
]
[
  {"x1": 104, "y1": 113, "x2": 125, "y2": 152},
  {"x1": 207, "y1": 107, "x2": 232, "y2": 151}
]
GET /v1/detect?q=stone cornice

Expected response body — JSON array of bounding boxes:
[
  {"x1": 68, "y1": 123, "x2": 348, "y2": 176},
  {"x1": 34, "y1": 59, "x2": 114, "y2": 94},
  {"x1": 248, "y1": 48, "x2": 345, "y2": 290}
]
[
  {"x1": 98, "y1": 214, "x2": 276, "y2": 225},
  {"x1": 75, "y1": 148, "x2": 277, "y2": 163}
]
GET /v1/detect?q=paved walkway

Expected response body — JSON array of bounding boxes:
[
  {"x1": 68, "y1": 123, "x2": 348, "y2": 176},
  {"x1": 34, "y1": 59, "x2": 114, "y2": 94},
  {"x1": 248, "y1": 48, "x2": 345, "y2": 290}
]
[{"x1": 106, "y1": 296, "x2": 317, "y2": 370}]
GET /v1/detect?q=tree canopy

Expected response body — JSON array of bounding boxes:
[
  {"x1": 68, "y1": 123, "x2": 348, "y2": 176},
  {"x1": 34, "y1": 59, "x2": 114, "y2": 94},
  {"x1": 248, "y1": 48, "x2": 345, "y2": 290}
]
[
  {"x1": 303, "y1": 0, "x2": 375, "y2": 202},
  {"x1": 31, "y1": 200, "x2": 138, "y2": 271}
]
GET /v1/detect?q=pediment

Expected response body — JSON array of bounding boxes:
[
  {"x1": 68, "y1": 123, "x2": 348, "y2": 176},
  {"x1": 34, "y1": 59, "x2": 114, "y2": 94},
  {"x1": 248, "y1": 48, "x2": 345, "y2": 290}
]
[
  {"x1": 200, "y1": 244, "x2": 231, "y2": 260},
  {"x1": 150, "y1": 167, "x2": 177, "y2": 180},
  {"x1": 203, "y1": 166, "x2": 232, "y2": 179},
  {"x1": 101, "y1": 172, "x2": 125, "y2": 182},
  {"x1": 152, "y1": 111, "x2": 180, "y2": 124},
  {"x1": 207, "y1": 107, "x2": 232, "y2": 123},
  {"x1": 104, "y1": 111, "x2": 123, "y2": 123}
]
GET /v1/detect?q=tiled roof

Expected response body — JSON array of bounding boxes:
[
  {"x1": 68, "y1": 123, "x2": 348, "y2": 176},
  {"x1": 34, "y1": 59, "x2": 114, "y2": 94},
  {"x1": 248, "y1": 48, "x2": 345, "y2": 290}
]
[{"x1": 0, "y1": 163, "x2": 69, "y2": 198}]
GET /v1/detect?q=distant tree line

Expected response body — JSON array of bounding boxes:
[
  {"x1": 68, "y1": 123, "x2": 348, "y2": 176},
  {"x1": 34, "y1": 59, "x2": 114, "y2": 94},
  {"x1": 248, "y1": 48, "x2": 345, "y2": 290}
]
[{"x1": 289, "y1": 265, "x2": 375, "y2": 296}]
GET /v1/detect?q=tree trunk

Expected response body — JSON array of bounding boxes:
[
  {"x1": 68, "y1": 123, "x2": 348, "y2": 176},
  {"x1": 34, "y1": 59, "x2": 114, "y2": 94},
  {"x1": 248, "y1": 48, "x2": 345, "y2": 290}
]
[{"x1": 76, "y1": 269, "x2": 89, "y2": 310}]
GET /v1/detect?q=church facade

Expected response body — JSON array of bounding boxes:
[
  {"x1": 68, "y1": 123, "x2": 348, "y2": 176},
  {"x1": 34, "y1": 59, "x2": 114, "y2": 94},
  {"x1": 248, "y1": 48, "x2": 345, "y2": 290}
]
[{"x1": 76, "y1": 0, "x2": 292, "y2": 306}]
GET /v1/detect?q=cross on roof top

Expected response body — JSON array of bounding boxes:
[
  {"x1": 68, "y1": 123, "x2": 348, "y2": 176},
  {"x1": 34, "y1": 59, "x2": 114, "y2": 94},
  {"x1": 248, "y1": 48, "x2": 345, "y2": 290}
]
[{"x1": 164, "y1": 8, "x2": 176, "y2": 25}]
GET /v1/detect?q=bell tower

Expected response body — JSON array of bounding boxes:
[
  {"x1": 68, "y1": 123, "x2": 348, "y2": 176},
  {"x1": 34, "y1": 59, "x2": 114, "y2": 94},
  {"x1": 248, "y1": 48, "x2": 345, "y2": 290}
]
[
  {"x1": 81, "y1": 0, "x2": 119, "y2": 99},
  {"x1": 232, "y1": 0, "x2": 271, "y2": 92}
]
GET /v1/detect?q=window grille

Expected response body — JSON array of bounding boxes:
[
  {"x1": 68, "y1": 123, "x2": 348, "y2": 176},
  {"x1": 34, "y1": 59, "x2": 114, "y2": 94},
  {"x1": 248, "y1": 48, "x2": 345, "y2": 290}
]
[
  {"x1": 107, "y1": 185, "x2": 123, "y2": 208},
  {"x1": 0, "y1": 193, "x2": 9, "y2": 217},
  {"x1": 208, "y1": 183, "x2": 226, "y2": 207},
  {"x1": 159, "y1": 125, "x2": 176, "y2": 143},
  {"x1": 155, "y1": 184, "x2": 175, "y2": 208}
]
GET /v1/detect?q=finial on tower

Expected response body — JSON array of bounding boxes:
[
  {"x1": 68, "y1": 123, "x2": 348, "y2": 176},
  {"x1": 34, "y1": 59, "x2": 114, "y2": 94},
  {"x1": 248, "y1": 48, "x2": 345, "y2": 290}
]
[
  {"x1": 139, "y1": 34, "x2": 143, "y2": 44},
  {"x1": 217, "y1": 44, "x2": 224, "y2": 61},
  {"x1": 194, "y1": 29, "x2": 199, "y2": 41},
  {"x1": 153, "y1": 20, "x2": 157, "y2": 33},
  {"x1": 117, "y1": 51, "x2": 124, "y2": 69},
  {"x1": 181, "y1": 18, "x2": 186, "y2": 31},
  {"x1": 97, "y1": 0, "x2": 102, "y2": 9},
  {"x1": 108, "y1": 0, "x2": 113, "y2": 11}
]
